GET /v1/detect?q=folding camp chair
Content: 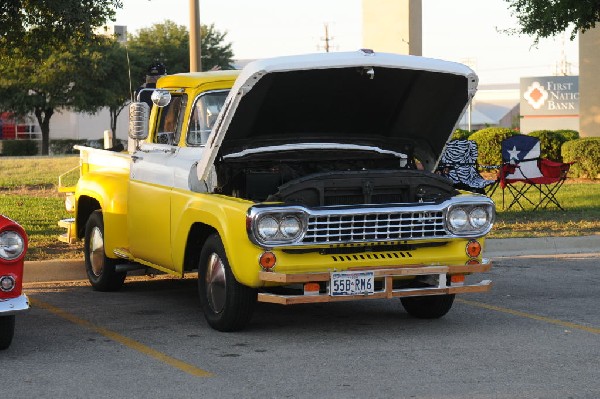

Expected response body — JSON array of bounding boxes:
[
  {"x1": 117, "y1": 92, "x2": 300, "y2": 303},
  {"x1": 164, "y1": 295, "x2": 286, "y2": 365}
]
[
  {"x1": 498, "y1": 135, "x2": 572, "y2": 210},
  {"x1": 438, "y1": 139, "x2": 496, "y2": 194}
]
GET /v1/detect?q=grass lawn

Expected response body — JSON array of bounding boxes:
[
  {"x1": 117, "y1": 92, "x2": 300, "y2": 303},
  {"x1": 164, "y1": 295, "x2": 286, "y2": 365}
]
[
  {"x1": 0, "y1": 155, "x2": 598, "y2": 261},
  {"x1": 0, "y1": 156, "x2": 82, "y2": 261},
  {"x1": 486, "y1": 181, "x2": 600, "y2": 238}
]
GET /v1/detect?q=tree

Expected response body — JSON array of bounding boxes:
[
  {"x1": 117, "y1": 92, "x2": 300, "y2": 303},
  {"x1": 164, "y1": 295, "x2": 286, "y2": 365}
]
[
  {"x1": 200, "y1": 23, "x2": 236, "y2": 71},
  {"x1": 95, "y1": 21, "x2": 234, "y2": 140},
  {"x1": 128, "y1": 20, "x2": 191, "y2": 81},
  {"x1": 127, "y1": 20, "x2": 234, "y2": 86},
  {"x1": 0, "y1": 14, "x2": 234, "y2": 152},
  {"x1": 0, "y1": 39, "x2": 114, "y2": 154},
  {"x1": 0, "y1": 0, "x2": 122, "y2": 154},
  {"x1": 91, "y1": 39, "x2": 132, "y2": 140},
  {"x1": 0, "y1": 0, "x2": 122, "y2": 46},
  {"x1": 505, "y1": 0, "x2": 600, "y2": 42}
]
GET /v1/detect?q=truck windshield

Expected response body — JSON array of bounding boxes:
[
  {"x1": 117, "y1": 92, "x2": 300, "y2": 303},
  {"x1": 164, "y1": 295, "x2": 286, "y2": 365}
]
[{"x1": 187, "y1": 90, "x2": 229, "y2": 146}]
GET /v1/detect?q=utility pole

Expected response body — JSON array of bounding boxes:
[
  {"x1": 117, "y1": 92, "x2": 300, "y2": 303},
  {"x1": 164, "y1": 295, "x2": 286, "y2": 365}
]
[
  {"x1": 189, "y1": 0, "x2": 202, "y2": 72},
  {"x1": 555, "y1": 33, "x2": 572, "y2": 76},
  {"x1": 320, "y1": 23, "x2": 334, "y2": 52}
]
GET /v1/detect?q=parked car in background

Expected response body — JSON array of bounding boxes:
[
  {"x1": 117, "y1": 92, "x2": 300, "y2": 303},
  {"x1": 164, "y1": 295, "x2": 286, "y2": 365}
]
[{"x1": 0, "y1": 215, "x2": 29, "y2": 349}]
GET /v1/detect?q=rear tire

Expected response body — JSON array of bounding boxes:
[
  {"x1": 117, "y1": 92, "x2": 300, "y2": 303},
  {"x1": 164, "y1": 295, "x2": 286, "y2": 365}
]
[
  {"x1": 198, "y1": 234, "x2": 257, "y2": 332},
  {"x1": 0, "y1": 315, "x2": 15, "y2": 350},
  {"x1": 401, "y1": 294, "x2": 455, "y2": 319},
  {"x1": 84, "y1": 210, "x2": 126, "y2": 292}
]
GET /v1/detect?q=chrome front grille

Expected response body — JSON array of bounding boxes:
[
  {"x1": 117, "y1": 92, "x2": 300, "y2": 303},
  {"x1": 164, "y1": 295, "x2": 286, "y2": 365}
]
[
  {"x1": 247, "y1": 196, "x2": 495, "y2": 248},
  {"x1": 302, "y1": 210, "x2": 446, "y2": 244}
]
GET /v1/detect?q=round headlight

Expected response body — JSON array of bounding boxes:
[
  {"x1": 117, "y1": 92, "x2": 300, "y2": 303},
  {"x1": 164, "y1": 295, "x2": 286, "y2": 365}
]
[
  {"x1": 469, "y1": 207, "x2": 489, "y2": 228},
  {"x1": 448, "y1": 208, "x2": 468, "y2": 230},
  {"x1": 257, "y1": 216, "x2": 279, "y2": 239},
  {"x1": 0, "y1": 276, "x2": 15, "y2": 292},
  {"x1": 280, "y1": 216, "x2": 302, "y2": 238},
  {"x1": 0, "y1": 231, "x2": 25, "y2": 260}
]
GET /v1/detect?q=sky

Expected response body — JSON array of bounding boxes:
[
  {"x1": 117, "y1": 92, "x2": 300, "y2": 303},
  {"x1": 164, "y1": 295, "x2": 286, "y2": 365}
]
[{"x1": 113, "y1": 0, "x2": 579, "y2": 86}]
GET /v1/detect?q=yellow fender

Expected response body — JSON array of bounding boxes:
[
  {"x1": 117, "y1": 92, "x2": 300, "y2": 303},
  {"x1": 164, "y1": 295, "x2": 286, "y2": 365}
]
[
  {"x1": 76, "y1": 171, "x2": 130, "y2": 258},
  {"x1": 171, "y1": 190, "x2": 264, "y2": 286}
]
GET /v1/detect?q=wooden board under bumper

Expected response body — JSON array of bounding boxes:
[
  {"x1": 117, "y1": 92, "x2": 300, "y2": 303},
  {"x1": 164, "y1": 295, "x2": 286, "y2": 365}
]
[
  {"x1": 258, "y1": 280, "x2": 492, "y2": 305},
  {"x1": 258, "y1": 260, "x2": 492, "y2": 284}
]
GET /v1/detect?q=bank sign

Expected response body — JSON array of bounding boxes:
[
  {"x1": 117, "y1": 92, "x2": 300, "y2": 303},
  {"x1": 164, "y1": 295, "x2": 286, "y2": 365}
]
[{"x1": 520, "y1": 76, "x2": 579, "y2": 116}]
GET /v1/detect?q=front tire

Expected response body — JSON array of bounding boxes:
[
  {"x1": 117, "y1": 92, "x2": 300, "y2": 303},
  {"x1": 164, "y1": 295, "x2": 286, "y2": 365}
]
[
  {"x1": 84, "y1": 210, "x2": 126, "y2": 292},
  {"x1": 198, "y1": 234, "x2": 257, "y2": 332},
  {"x1": 0, "y1": 315, "x2": 15, "y2": 350},
  {"x1": 401, "y1": 294, "x2": 455, "y2": 319}
]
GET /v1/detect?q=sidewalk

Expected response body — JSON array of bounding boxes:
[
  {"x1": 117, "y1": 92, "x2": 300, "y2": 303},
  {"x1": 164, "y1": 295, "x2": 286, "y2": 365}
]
[
  {"x1": 484, "y1": 235, "x2": 600, "y2": 258},
  {"x1": 23, "y1": 235, "x2": 600, "y2": 283}
]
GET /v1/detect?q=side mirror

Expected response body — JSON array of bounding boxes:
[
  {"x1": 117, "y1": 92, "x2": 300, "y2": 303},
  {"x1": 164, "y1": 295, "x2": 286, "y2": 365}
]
[
  {"x1": 151, "y1": 90, "x2": 171, "y2": 107},
  {"x1": 128, "y1": 102, "x2": 149, "y2": 141}
]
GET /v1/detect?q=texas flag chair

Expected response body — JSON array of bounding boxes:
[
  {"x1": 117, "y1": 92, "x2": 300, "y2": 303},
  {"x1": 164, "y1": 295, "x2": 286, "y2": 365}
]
[
  {"x1": 438, "y1": 140, "x2": 496, "y2": 194},
  {"x1": 498, "y1": 135, "x2": 572, "y2": 210}
]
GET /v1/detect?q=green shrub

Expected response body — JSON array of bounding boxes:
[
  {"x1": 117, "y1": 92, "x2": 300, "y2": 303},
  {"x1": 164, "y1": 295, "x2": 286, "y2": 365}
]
[
  {"x1": 1, "y1": 140, "x2": 39, "y2": 156},
  {"x1": 49, "y1": 138, "x2": 128, "y2": 154},
  {"x1": 49, "y1": 139, "x2": 87, "y2": 155},
  {"x1": 555, "y1": 129, "x2": 579, "y2": 141},
  {"x1": 451, "y1": 129, "x2": 472, "y2": 140},
  {"x1": 528, "y1": 130, "x2": 567, "y2": 161},
  {"x1": 85, "y1": 139, "x2": 105, "y2": 149},
  {"x1": 562, "y1": 138, "x2": 600, "y2": 179},
  {"x1": 469, "y1": 127, "x2": 518, "y2": 166}
]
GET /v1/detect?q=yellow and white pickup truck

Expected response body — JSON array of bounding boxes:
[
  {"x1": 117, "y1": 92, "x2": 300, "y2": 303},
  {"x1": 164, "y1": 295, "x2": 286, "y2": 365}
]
[{"x1": 59, "y1": 50, "x2": 495, "y2": 331}]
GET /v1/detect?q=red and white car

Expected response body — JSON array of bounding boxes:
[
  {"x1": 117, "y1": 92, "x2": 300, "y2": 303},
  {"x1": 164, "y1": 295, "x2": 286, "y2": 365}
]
[{"x1": 0, "y1": 215, "x2": 29, "y2": 350}]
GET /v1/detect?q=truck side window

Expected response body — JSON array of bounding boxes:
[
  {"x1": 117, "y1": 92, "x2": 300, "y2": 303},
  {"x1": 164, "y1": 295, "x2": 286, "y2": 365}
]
[
  {"x1": 187, "y1": 90, "x2": 229, "y2": 146},
  {"x1": 156, "y1": 95, "x2": 185, "y2": 145}
]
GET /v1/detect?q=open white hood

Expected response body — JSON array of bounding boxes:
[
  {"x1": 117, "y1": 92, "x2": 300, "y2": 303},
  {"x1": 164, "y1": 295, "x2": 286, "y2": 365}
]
[{"x1": 197, "y1": 50, "x2": 477, "y2": 182}]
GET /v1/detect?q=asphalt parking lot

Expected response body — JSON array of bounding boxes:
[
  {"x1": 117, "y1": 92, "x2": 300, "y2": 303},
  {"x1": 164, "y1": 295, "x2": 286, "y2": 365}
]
[
  {"x1": 0, "y1": 254, "x2": 600, "y2": 398},
  {"x1": 1, "y1": 251, "x2": 599, "y2": 399}
]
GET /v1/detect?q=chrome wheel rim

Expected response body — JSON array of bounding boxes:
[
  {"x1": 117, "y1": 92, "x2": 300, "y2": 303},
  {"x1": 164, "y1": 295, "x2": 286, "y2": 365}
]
[
  {"x1": 205, "y1": 253, "x2": 226, "y2": 314},
  {"x1": 89, "y1": 226, "x2": 105, "y2": 277}
]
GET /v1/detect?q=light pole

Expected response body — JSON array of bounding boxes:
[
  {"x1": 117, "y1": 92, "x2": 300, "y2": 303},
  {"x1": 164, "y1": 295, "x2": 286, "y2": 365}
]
[{"x1": 189, "y1": 0, "x2": 202, "y2": 72}]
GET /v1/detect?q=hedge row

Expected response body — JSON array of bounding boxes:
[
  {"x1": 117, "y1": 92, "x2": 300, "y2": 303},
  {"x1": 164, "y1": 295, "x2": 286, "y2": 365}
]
[
  {"x1": 1, "y1": 138, "x2": 129, "y2": 156},
  {"x1": 49, "y1": 139, "x2": 88, "y2": 155},
  {"x1": 468, "y1": 127, "x2": 518, "y2": 166},
  {"x1": 49, "y1": 139, "x2": 128, "y2": 155},
  {"x1": 2, "y1": 131, "x2": 598, "y2": 179},
  {"x1": 1, "y1": 140, "x2": 39, "y2": 156},
  {"x1": 452, "y1": 128, "x2": 598, "y2": 179},
  {"x1": 562, "y1": 138, "x2": 600, "y2": 179}
]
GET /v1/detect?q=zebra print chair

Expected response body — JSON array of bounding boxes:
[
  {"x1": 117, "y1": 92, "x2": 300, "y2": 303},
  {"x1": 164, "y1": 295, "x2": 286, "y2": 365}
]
[{"x1": 438, "y1": 139, "x2": 496, "y2": 194}]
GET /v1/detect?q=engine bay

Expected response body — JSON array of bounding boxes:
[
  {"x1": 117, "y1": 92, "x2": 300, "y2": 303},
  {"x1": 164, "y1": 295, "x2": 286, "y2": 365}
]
[{"x1": 213, "y1": 146, "x2": 456, "y2": 206}]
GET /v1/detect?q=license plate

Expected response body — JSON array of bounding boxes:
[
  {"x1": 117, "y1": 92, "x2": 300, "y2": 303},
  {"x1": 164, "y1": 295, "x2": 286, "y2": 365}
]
[{"x1": 330, "y1": 271, "x2": 375, "y2": 296}]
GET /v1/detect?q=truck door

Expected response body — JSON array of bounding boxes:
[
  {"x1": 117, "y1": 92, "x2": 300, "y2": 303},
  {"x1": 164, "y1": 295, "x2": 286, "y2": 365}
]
[{"x1": 128, "y1": 95, "x2": 186, "y2": 268}]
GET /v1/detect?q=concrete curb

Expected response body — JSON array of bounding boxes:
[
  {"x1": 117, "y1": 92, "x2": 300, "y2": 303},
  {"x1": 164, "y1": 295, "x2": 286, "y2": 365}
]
[
  {"x1": 484, "y1": 235, "x2": 600, "y2": 258},
  {"x1": 23, "y1": 235, "x2": 600, "y2": 283},
  {"x1": 24, "y1": 259, "x2": 86, "y2": 283}
]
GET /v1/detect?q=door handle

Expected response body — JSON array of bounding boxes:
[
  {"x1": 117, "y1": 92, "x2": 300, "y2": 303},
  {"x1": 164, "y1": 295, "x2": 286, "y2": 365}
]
[{"x1": 131, "y1": 155, "x2": 143, "y2": 162}]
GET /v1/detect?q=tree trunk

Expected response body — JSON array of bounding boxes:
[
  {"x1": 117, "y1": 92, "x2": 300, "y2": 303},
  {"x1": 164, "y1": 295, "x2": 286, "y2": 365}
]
[
  {"x1": 34, "y1": 107, "x2": 53, "y2": 155},
  {"x1": 109, "y1": 104, "x2": 127, "y2": 141},
  {"x1": 109, "y1": 108, "x2": 117, "y2": 141}
]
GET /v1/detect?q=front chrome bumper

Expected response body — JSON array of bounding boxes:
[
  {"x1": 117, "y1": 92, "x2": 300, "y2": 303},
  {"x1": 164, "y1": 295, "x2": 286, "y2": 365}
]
[{"x1": 0, "y1": 294, "x2": 30, "y2": 315}]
